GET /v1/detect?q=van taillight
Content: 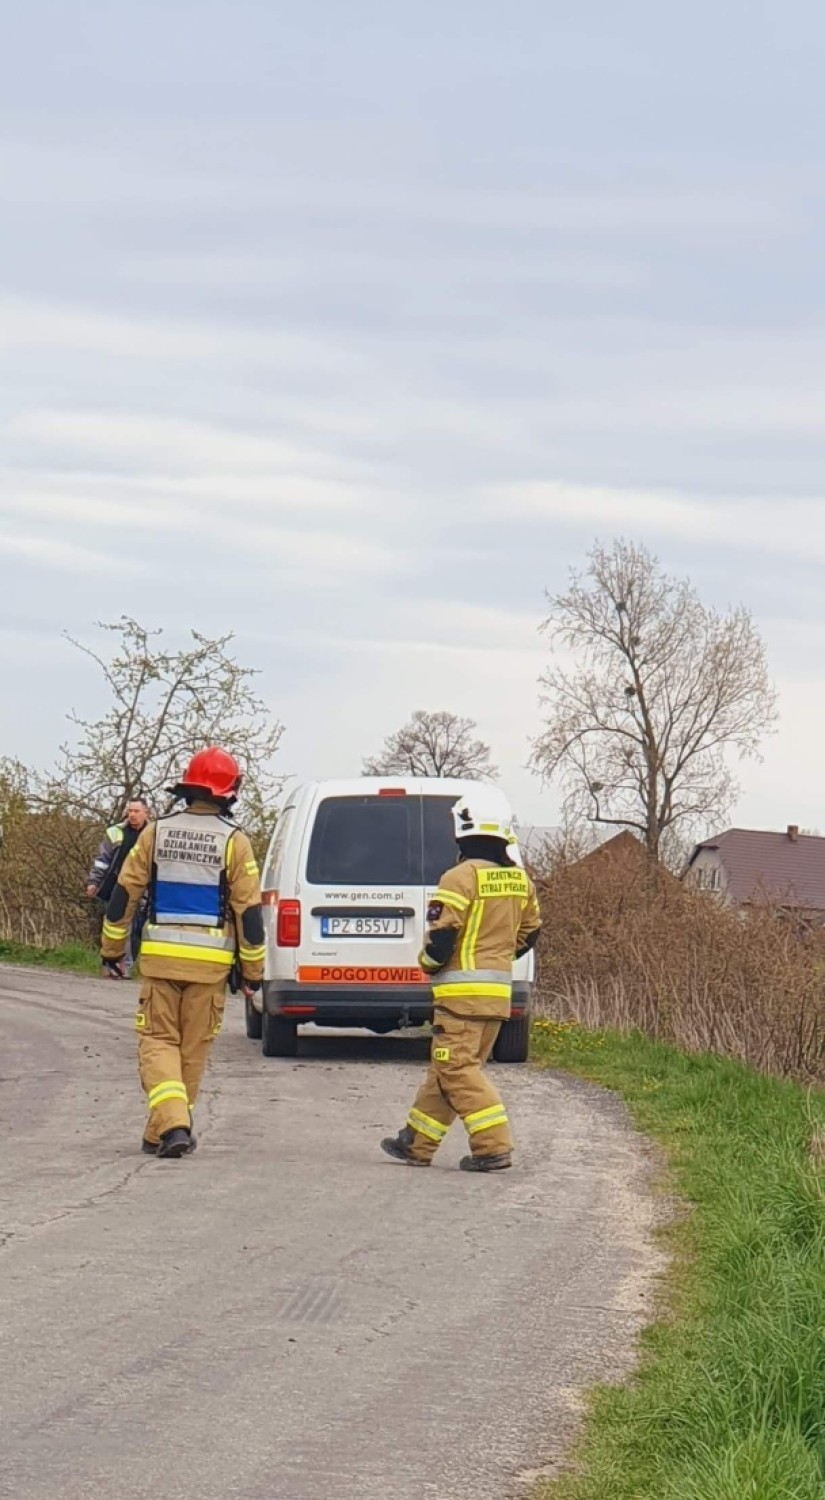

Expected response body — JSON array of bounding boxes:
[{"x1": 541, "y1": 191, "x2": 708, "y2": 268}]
[
  {"x1": 378, "y1": 788, "x2": 406, "y2": 797},
  {"x1": 277, "y1": 899, "x2": 301, "y2": 946}
]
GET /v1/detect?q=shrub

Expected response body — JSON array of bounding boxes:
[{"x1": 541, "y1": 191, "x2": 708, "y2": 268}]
[{"x1": 533, "y1": 840, "x2": 825, "y2": 1081}]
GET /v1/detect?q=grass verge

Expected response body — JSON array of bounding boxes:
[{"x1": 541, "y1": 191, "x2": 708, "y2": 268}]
[
  {"x1": 531, "y1": 1019, "x2": 825, "y2": 1500},
  {"x1": 0, "y1": 939, "x2": 101, "y2": 975}
]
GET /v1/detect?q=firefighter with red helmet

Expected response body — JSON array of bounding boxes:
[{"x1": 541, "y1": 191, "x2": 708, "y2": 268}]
[{"x1": 100, "y1": 748, "x2": 265, "y2": 1158}]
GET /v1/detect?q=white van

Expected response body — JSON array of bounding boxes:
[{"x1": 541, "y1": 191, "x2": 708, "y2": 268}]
[{"x1": 246, "y1": 776, "x2": 535, "y2": 1062}]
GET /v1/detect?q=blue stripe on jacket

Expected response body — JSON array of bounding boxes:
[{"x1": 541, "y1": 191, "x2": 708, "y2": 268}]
[{"x1": 154, "y1": 880, "x2": 222, "y2": 923}]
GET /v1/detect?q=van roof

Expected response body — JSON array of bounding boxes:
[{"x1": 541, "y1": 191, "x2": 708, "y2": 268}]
[{"x1": 293, "y1": 776, "x2": 495, "y2": 798}]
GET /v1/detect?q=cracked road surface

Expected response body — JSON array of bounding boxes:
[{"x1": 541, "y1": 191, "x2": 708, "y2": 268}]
[{"x1": 0, "y1": 965, "x2": 662, "y2": 1500}]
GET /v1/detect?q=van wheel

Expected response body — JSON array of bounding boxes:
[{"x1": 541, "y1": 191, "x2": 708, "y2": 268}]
[
  {"x1": 493, "y1": 1014, "x2": 530, "y2": 1064},
  {"x1": 262, "y1": 1012, "x2": 298, "y2": 1058},
  {"x1": 245, "y1": 993, "x2": 263, "y2": 1041}
]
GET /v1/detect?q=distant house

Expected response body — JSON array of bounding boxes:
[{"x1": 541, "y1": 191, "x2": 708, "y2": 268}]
[
  {"x1": 685, "y1": 825, "x2": 825, "y2": 919},
  {"x1": 570, "y1": 828, "x2": 682, "y2": 887}
]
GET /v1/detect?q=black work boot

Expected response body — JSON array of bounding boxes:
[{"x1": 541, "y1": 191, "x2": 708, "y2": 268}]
[
  {"x1": 157, "y1": 1127, "x2": 192, "y2": 1159},
  {"x1": 459, "y1": 1152, "x2": 513, "y2": 1173},
  {"x1": 147, "y1": 1133, "x2": 196, "y2": 1155},
  {"x1": 380, "y1": 1127, "x2": 431, "y2": 1167}
]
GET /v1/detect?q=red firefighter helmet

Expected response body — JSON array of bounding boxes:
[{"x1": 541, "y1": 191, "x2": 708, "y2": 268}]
[{"x1": 176, "y1": 747, "x2": 242, "y2": 800}]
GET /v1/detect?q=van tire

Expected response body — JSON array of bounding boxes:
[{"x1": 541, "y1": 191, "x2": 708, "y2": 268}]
[
  {"x1": 262, "y1": 1012, "x2": 298, "y2": 1058},
  {"x1": 245, "y1": 993, "x2": 263, "y2": 1041},
  {"x1": 493, "y1": 1014, "x2": 530, "y2": 1064}
]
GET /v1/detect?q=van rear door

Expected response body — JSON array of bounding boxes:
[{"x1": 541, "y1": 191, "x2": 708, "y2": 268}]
[{"x1": 300, "y1": 792, "x2": 428, "y2": 986}]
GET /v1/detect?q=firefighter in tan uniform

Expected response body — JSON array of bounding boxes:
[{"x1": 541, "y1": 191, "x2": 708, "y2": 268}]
[
  {"x1": 382, "y1": 789, "x2": 541, "y2": 1172},
  {"x1": 100, "y1": 747, "x2": 265, "y2": 1159}
]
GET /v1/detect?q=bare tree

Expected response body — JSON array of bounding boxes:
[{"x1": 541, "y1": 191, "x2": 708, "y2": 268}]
[
  {"x1": 363, "y1": 710, "x2": 498, "y2": 780},
  {"x1": 532, "y1": 541, "x2": 777, "y2": 863},
  {"x1": 45, "y1": 618, "x2": 284, "y2": 843}
]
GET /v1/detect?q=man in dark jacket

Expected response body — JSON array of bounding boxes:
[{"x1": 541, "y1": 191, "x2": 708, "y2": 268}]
[{"x1": 86, "y1": 798, "x2": 150, "y2": 973}]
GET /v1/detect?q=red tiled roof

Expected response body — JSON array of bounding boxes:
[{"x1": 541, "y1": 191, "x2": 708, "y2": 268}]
[{"x1": 690, "y1": 828, "x2": 825, "y2": 909}]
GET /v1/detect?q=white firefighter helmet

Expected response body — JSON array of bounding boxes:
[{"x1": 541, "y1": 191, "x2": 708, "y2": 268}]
[{"x1": 451, "y1": 787, "x2": 516, "y2": 844}]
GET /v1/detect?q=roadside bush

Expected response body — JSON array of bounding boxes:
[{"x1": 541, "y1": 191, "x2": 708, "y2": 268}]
[
  {"x1": 0, "y1": 804, "x2": 98, "y2": 948},
  {"x1": 533, "y1": 840, "x2": 825, "y2": 1082}
]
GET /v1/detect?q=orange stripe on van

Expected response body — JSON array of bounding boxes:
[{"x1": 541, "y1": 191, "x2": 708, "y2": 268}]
[
  {"x1": 298, "y1": 965, "x2": 428, "y2": 986},
  {"x1": 262, "y1": 890, "x2": 279, "y2": 906}
]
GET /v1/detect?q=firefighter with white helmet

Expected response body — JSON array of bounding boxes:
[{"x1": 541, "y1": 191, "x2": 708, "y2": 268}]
[
  {"x1": 100, "y1": 748, "x2": 265, "y2": 1158},
  {"x1": 381, "y1": 787, "x2": 541, "y2": 1172}
]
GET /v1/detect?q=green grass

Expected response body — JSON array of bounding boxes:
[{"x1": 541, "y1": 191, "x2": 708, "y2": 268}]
[
  {"x1": 0, "y1": 938, "x2": 101, "y2": 975},
  {"x1": 530, "y1": 1019, "x2": 825, "y2": 1500}
]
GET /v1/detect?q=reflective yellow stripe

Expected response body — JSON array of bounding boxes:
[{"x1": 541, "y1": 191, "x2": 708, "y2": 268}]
[
  {"x1": 419, "y1": 950, "x2": 441, "y2": 973},
  {"x1": 460, "y1": 900, "x2": 484, "y2": 970},
  {"x1": 102, "y1": 921, "x2": 128, "y2": 940},
  {"x1": 148, "y1": 1080, "x2": 189, "y2": 1109},
  {"x1": 148, "y1": 1085, "x2": 189, "y2": 1106},
  {"x1": 432, "y1": 981, "x2": 512, "y2": 1000},
  {"x1": 466, "y1": 1103, "x2": 507, "y2": 1124},
  {"x1": 245, "y1": 860, "x2": 259, "y2": 876},
  {"x1": 466, "y1": 1105, "x2": 509, "y2": 1135},
  {"x1": 433, "y1": 887, "x2": 470, "y2": 912},
  {"x1": 238, "y1": 944, "x2": 265, "y2": 963},
  {"x1": 407, "y1": 1108, "x2": 449, "y2": 1142},
  {"x1": 140, "y1": 940, "x2": 233, "y2": 965},
  {"x1": 148, "y1": 1079, "x2": 187, "y2": 1100}
]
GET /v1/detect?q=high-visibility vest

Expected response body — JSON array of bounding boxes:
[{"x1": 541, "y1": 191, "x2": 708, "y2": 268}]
[{"x1": 150, "y1": 810, "x2": 235, "y2": 928}]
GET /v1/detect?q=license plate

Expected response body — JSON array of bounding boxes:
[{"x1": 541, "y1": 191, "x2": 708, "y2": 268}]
[{"x1": 321, "y1": 916, "x2": 405, "y2": 938}]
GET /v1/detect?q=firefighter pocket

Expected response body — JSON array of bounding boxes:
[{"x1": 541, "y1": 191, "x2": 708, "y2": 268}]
[
  {"x1": 134, "y1": 998, "x2": 152, "y2": 1033},
  {"x1": 210, "y1": 997, "x2": 226, "y2": 1037}
]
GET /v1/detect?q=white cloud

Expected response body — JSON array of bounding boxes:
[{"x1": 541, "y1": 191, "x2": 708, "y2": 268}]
[
  {"x1": 0, "y1": 489, "x2": 397, "y2": 583},
  {"x1": 0, "y1": 532, "x2": 131, "y2": 576},
  {"x1": 4, "y1": 410, "x2": 378, "y2": 483},
  {"x1": 484, "y1": 480, "x2": 825, "y2": 564},
  {"x1": 0, "y1": 297, "x2": 362, "y2": 376}
]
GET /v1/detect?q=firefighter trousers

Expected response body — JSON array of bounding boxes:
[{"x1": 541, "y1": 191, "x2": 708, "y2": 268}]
[
  {"x1": 406, "y1": 1011, "x2": 513, "y2": 1162},
  {"x1": 136, "y1": 978, "x2": 226, "y2": 1144}
]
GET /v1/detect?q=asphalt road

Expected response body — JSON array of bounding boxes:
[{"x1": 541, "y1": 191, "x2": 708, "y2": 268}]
[{"x1": 0, "y1": 965, "x2": 663, "y2": 1500}]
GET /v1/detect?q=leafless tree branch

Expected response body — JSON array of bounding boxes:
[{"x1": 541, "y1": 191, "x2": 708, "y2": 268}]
[{"x1": 531, "y1": 540, "x2": 778, "y2": 864}]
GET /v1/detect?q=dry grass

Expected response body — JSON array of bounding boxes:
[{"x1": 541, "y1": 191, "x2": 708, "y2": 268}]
[
  {"x1": 532, "y1": 843, "x2": 825, "y2": 1082},
  {"x1": 0, "y1": 808, "x2": 98, "y2": 948}
]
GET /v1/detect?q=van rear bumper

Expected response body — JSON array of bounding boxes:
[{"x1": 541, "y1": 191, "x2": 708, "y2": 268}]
[{"x1": 263, "y1": 980, "x2": 532, "y2": 1029}]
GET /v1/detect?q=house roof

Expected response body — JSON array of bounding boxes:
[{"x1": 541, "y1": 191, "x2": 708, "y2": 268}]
[
  {"x1": 688, "y1": 827, "x2": 825, "y2": 909},
  {"x1": 515, "y1": 825, "x2": 557, "y2": 856},
  {"x1": 572, "y1": 828, "x2": 682, "y2": 882}
]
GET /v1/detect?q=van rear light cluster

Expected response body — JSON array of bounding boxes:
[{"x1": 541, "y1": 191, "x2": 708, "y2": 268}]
[
  {"x1": 277, "y1": 899, "x2": 302, "y2": 946},
  {"x1": 378, "y1": 788, "x2": 406, "y2": 797}
]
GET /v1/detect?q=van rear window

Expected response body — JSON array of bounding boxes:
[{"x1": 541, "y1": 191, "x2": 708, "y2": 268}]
[
  {"x1": 422, "y1": 797, "x2": 460, "y2": 884},
  {"x1": 306, "y1": 795, "x2": 458, "y2": 886}
]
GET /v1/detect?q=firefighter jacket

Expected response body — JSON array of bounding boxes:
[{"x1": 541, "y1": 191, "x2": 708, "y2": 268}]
[
  {"x1": 419, "y1": 858, "x2": 542, "y2": 1019},
  {"x1": 87, "y1": 821, "x2": 141, "y2": 902},
  {"x1": 100, "y1": 801, "x2": 265, "y2": 986}
]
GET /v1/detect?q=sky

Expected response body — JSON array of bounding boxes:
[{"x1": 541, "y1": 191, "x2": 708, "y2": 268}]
[{"x1": 2, "y1": 0, "x2": 825, "y2": 832}]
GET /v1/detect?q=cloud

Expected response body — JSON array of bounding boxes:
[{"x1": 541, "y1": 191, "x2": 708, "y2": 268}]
[
  {"x1": 483, "y1": 480, "x2": 825, "y2": 564},
  {"x1": 0, "y1": 297, "x2": 362, "y2": 377},
  {"x1": 0, "y1": 488, "x2": 398, "y2": 583},
  {"x1": 0, "y1": 533, "x2": 131, "y2": 576},
  {"x1": 4, "y1": 409, "x2": 381, "y2": 483}
]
